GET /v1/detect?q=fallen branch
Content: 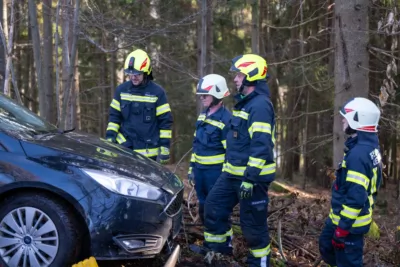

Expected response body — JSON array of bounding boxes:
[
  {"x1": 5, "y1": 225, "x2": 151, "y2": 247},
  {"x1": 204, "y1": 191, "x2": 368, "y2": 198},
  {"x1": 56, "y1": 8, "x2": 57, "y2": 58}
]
[{"x1": 278, "y1": 219, "x2": 287, "y2": 263}]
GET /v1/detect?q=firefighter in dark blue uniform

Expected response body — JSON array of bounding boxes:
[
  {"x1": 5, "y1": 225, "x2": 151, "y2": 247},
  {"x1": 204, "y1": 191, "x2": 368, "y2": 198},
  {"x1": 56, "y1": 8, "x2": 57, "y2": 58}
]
[
  {"x1": 319, "y1": 97, "x2": 382, "y2": 267},
  {"x1": 105, "y1": 49, "x2": 173, "y2": 163},
  {"x1": 188, "y1": 74, "x2": 232, "y2": 224},
  {"x1": 191, "y1": 54, "x2": 276, "y2": 267}
]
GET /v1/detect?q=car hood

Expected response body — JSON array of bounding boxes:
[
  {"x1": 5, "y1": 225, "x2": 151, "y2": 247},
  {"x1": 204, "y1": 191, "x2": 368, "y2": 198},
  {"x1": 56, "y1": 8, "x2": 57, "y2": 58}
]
[{"x1": 20, "y1": 131, "x2": 183, "y2": 195}]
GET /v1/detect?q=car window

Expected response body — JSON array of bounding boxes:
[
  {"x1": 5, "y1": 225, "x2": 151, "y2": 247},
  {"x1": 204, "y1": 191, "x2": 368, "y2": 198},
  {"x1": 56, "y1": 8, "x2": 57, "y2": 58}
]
[{"x1": 0, "y1": 94, "x2": 57, "y2": 137}]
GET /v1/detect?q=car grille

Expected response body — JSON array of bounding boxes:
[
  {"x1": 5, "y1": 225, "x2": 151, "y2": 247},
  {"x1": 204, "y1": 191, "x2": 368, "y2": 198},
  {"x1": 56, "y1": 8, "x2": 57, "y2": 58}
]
[{"x1": 165, "y1": 189, "x2": 183, "y2": 217}]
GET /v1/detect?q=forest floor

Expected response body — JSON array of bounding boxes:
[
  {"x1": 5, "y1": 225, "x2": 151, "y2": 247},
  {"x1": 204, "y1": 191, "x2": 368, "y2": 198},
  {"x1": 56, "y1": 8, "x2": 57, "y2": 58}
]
[{"x1": 99, "y1": 163, "x2": 400, "y2": 267}]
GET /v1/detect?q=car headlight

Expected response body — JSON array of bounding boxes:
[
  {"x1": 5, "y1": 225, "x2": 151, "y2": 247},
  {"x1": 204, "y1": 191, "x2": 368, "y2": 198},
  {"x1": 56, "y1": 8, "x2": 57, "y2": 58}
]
[{"x1": 81, "y1": 168, "x2": 162, "y2": 200}]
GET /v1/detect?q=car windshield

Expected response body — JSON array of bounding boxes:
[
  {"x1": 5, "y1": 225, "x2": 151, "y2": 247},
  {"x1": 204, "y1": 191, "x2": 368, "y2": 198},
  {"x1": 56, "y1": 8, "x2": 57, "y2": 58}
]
[{"x1": 0, "y1": 93, "x2": 57, "y2": 137}]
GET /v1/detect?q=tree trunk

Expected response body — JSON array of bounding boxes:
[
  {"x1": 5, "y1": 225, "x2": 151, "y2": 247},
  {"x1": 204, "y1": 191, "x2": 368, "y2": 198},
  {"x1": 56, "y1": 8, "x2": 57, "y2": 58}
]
[
  {"x1": 197, "y1": 0, "x2": 207, "y2": 114},
  {"x1": 60, "y1": 0, "x2": 80, "y2": 130},
  {"x1": 333, "y1": 0, "x2": 369, "y2": 166},
  {"x1": 42, "y1": 0, "x2": 55, "y2": 123},
  {"x1": 0, "y1": 0, "x2": 4, "y2": 94},
  {"x1": 251, "y1": 0, "x2": 259, "y2": 54},
  {"x1": 283, "y1": 3, "x2": 300, "y2": 181},
  {"x1": 206, "y1": 0, "x2": 213, "y2": 74},
  {"x1": 28, "y1": 0, "x2": 45, "y2": 117}
]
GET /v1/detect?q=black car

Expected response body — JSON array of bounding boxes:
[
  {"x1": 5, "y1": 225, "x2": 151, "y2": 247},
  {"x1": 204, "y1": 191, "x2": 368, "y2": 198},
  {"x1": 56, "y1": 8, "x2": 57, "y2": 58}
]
[{"x1": 0, "y1": 93, "x2": 184, "y2": 267}]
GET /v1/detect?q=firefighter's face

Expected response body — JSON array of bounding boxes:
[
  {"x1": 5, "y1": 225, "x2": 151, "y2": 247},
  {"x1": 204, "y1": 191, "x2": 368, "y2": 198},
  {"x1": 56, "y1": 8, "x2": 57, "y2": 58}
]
[
  {"x1": 199, "y1": 95, "x2": 213, "y2": 108},
  {"x1": 342, "y1": 117, "x2": 349, "y2": 132},
  {"x1": 233, "y1": 72, "x2": 246, "y2": 90},
  {"x1": 129, "y1": 73, "x2": 144, "y2": 85}
]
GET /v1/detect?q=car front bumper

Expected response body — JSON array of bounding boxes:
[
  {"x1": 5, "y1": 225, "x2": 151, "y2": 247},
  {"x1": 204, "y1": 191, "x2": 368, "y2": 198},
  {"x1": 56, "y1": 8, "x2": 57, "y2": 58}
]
[{"x1": 80, "y1": 186, "x2": 183, "y2": 260}]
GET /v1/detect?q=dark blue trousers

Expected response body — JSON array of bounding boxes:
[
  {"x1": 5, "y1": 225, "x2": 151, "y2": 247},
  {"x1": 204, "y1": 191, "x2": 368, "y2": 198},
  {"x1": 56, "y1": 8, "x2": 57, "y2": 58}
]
[
  {"x1": 319, "y1": 222, "x2": 364, "y2": 267},
  {"x1": 203, "y1": 175, "x2": 271, "y2": 267},
  {"x1": 193, "y1": 167, "x2": 222, "y2": 223},
  {"x1": 193, "y1": 167, "x2": 222, "y2": 204}
]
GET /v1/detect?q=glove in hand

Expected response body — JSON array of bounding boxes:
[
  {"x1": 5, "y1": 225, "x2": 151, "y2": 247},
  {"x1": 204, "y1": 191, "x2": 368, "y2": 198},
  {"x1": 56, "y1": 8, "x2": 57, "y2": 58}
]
[
  {"x1": 187, "y1": 167, "x2": 195, "y2": 186},
  {"x1": 239, "y1": 181, "x2": 254, "y2": 199},
  {"x1": 157, "y1": 147, "x2": 170, "y2": 164},
  {"x1": 332, "y1": 227, "x2": 349, "y2": 250}
]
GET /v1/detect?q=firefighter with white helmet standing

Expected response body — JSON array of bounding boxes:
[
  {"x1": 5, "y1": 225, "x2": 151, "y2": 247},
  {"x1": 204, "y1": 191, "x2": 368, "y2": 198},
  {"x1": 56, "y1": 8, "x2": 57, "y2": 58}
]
[
  {"x1": 319, "y1": 97, "x2": 383, "y2": 267},
  {"x1": 188, "y1": 73, "x2": 232, "y2": 224},
  {"x1": 105, "y1": 49, "x2": 173, "y2": 164}
]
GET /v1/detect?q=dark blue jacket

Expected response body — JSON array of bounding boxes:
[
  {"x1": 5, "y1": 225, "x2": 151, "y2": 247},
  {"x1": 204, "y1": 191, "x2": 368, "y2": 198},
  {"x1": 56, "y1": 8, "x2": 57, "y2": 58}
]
[
  {"x1": 328, "y1": 132, "x2": 382, "y2": 234},
  {"x1": 189, "y1": 106, "x2": 231, "y2": 173},
  {"x1": 223, "y1": 81, "x2": 276, "y2": 183},
  {"x1": 106, "y1": 80, "x2": 173, "y2": 158}
]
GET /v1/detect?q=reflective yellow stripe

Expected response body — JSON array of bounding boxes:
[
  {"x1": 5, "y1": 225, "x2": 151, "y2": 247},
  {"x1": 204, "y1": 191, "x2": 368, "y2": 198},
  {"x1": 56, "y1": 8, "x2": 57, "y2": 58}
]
[
  {"x1": 194, "y1": 154, "x2": 225, "y2": 165},
  {"x1": 272, "y1": 125, "x2": 276, "y2": 144},
  {"x1": 156, "y1": 103, "x2": 171, "y2": 116},
  {"x1": 198, "y1": 114, "x2": 206, "y2": 121},
  {"x1": 221, "y1": 140, "x2": 226, "y2": 149},
  {"x1": 116, "y1": 133, "x2": 126, "y2": 144},
  {"x1": 110, "y1": 99, "x2": 121, "y2": 111},
  {"x1": 250, "y1": 244, "x2": 271, "y2": 258},
  {"x1": 371, "y1": 167, "x2": 378, "y2": 195},
  {"x1": 120, "y1": 93, "x2": 158, "y2": 103},
  {"x1": 352, "y1": 211, "x2": 372, "y2": 227},
  {"x1": 248, "y1": 157, "x2": 266, "y2": 169},
  {"x1": 329, "y1": 209, "x2": 340, "y2": 225},
  {"x1": 188, "y1": 167, "x2": 193, "y2": 174},
  {"x1": 329, "y1": 209, "x2": 372, "y2": 227},
  {"x1": 134, "y1": 148, "x2": 159, "y2": 157},
  {"x1": 346, "y1": 170, "x2": 369, "y2": 190},
  {"x1": 204, "y1": 229, "x2": 232, "y2": 243},
  {"x1": 190, "y1": 153, "x2": 196, "y2": 163},
  {"x1": 368, "y1": 195, "x2": 374, "y2": 207},
  {"x1": 342, "y1": 160, "x2": 346, "y2": 168},
  {"x1": 340, "y1": 205, "x2": 361, "y2": 219},
  {"x1": 222, "y1": 162, "x2": 246, "y2": 176},
  {"x1": 197, "y1": 115, "x2": 225, "y2": 130},
  {"x1": 106, "y1": 122, "x2": 120, "y2": 133},
  {"x1": 248, "y1": 122, "x2": 271, "y2": 138},
  {"x1": 204, "y1": 119, "x2": 225, "y2": 129},
  {"x1": 260, "y1": 163, "x2": 276, "y2": 175},
  {"x1": 160, "y1": 147, "x2": 169, "y2": 155},
  {"x1": 160, "y1": 129, "x2": 172, "y2": 138},
  {"x1": 223, "y1": 162, "x2": 276, "y2": 176},
  {"x1": 233, "y1": 110, "x2": 249, "y2": 120}
]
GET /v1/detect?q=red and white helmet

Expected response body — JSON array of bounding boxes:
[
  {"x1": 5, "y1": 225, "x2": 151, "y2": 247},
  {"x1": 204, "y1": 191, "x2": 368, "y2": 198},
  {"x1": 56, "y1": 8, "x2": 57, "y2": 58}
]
[
  {"x1": 340, "y1": 97, "x2": 381, "y2": 132},
  {"x1": 196, "y1": 74, "x2": 230, "y2": 99}
]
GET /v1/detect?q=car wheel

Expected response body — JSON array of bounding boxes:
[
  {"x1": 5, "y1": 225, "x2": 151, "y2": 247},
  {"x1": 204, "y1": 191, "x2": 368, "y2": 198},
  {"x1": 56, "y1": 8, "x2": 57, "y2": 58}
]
[{"x1": 0, "y1": 192, "x2": 81, "y2": 267}]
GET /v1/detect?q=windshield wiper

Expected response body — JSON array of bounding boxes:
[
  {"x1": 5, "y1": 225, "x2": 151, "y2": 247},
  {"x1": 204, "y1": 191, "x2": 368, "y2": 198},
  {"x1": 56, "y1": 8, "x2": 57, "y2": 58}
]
[{"x1": 34, "y1": 127, "x2": 75, "y2": 139}]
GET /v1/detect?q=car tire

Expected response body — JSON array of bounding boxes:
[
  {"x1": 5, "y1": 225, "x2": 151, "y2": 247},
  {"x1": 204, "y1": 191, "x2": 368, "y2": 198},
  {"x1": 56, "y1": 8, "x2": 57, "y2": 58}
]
[{"x1": 0, "y1": 192, "x2": 81, "y2": 267}]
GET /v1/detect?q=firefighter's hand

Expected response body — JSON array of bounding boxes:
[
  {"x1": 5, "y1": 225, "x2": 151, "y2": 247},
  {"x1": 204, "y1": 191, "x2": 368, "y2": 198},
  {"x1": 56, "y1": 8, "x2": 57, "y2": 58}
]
[
  {"x1": 187, "y1": 167, "x2": 195, "y2": 186},
  {"x1": 106, "y1": 137, "x2": 116, "y2": 143},
  {"x1": 157, "y1": 147, "x2": 170, "y2": 164},
  {"x1": 332, "y1": 227, "x2": 349, "y2": 250},
  {"x1": 239, "y1": 181, "x2": 254, "y2": 199},
  {"x1": 396, "y1": 226, "x2": 400, "y2": 243}
]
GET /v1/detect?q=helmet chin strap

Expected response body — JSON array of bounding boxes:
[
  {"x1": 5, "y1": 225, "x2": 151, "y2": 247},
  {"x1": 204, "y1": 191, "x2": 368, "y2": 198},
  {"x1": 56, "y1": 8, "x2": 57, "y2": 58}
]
[
  {"x1": 238, "y1": 83, "x2": 245, "y2": 94},
  {"x1": 209, "y1": 97, "x2": 222, "y2": 109},
  {"x1": 345, "y1": 125, "x2": 357, "y2": 135}
]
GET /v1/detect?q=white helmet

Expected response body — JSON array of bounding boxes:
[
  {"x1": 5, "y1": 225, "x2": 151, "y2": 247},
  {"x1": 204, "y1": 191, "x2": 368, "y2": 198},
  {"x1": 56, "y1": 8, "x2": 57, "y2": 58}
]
[
  {"x1": 340, "y1": 97, "x2": 381, "y2": 132},
  {"x1": 196, "y1": 74, "x2": 230, "y2": 99}
]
